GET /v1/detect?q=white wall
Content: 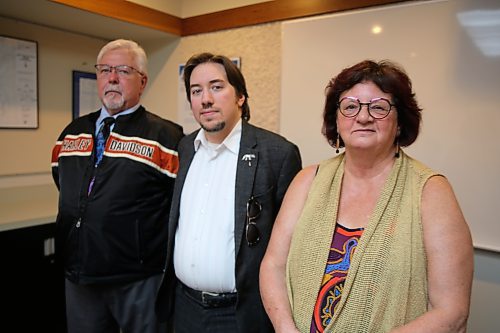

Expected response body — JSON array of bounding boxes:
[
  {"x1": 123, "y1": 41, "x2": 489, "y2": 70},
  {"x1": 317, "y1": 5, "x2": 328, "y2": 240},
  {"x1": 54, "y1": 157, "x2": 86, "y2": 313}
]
[{"x1": 280, "y1": 0, "x2": 500, "y2": 252}]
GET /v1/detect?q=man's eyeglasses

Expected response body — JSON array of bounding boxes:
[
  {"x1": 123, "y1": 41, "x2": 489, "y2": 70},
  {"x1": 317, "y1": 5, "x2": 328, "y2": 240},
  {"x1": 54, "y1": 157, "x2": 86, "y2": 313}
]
[
  {"x1": 338, "y1": 97, "x2": 395, "y2": 119},
  {"x1": 94, "y1": 64, "x2": 144, "y2": 77},
  {"x1": 246, "y1": 197, "x2": 262, "y2": 247}
]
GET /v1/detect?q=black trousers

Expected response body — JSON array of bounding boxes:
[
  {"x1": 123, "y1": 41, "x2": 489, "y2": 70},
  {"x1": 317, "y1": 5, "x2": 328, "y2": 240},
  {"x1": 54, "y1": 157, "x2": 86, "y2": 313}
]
[
  {"x1": 174, "y1": 282, "x2": 238, "y2": 333},
  {"x1": 65, "y1": 274, "x2": 166, "y2": 333}
]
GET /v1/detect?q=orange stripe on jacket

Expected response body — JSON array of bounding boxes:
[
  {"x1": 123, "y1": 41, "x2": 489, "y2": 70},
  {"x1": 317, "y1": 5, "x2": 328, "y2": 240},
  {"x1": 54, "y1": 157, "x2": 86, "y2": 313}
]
[
  {"x1": 106, "y1": 133, "x2": 179, "y2": 177},
  {"x1": 51, "y1": 134, "x2": 93, "y2": 166}
]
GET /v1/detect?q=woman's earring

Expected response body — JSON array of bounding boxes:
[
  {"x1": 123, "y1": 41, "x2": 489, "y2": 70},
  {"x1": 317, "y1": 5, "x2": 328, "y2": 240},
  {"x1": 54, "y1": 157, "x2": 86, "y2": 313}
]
[
  {"x1": 395, "y1": 127, "x2": 400, "y2": 158},
  {"x1": 336, "y1": 133, "x2": 340, "y2": 154}
]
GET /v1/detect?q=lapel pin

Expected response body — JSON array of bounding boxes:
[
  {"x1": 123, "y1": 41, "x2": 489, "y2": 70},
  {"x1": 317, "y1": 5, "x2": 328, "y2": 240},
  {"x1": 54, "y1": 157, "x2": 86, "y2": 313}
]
[{"x1": 242, "y1": 154, "x2": 256, "y2": 167}]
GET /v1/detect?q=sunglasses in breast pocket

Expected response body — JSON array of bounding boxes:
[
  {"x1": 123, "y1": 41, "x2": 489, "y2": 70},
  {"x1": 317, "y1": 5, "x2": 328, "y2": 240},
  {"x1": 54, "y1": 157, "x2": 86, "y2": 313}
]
[{"x1": 245, "y1": 196, "x2": 262, "y2": 247}]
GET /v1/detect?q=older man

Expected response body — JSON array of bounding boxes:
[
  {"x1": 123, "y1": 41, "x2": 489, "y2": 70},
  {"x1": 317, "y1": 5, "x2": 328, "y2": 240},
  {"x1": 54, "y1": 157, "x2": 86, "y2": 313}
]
[{"x1": 51, "y1": 39, "x2": 183, "y2": 333}]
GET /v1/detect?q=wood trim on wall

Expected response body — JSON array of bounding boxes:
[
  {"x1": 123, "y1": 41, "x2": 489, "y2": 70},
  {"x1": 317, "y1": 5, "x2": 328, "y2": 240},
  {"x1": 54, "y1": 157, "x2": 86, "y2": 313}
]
[
  {"x1": 181, "y1": 0, "x2": 410, "y2": 36},
  {"x1": 50, "y1": 0, "x2": 412, "y2": 37},
  {"x1": 50, "y1": 0, "x2": 182, "y2": 35}
]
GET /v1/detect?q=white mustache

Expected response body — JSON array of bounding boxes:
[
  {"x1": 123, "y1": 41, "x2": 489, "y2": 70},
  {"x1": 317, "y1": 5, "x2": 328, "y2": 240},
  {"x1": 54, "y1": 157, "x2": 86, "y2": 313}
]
[{"x1": 105, "y1": 85, "x2": 122, "y2": 95}]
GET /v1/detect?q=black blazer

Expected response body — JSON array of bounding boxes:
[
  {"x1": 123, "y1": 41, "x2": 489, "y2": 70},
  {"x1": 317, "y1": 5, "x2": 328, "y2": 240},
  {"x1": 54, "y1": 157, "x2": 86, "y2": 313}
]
[{"x1": 157, "y1": 121, "x2": 302, "y2": 332}]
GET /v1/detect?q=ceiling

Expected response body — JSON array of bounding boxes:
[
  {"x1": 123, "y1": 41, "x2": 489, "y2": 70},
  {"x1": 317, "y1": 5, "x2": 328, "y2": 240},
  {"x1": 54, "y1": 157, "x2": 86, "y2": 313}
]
[{"x1": 0, "y1": 0, "x2": 179, "y2": 43}]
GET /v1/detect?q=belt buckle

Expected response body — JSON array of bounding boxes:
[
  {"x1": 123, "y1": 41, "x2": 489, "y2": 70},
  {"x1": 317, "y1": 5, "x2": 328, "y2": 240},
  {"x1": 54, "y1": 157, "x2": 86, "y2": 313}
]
[{"x1": 201, "y1": 291, "x2": 220, "y2": 306}]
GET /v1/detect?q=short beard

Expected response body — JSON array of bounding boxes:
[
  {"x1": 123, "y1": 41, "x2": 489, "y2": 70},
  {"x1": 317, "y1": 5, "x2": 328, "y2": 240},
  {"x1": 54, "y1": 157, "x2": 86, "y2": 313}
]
[
  {"x1": 103, "y1": 95, "x2": 125, "y2": 113},
  {"x1": 201, "y1": 121, "x2": 225, "y2": 133}
]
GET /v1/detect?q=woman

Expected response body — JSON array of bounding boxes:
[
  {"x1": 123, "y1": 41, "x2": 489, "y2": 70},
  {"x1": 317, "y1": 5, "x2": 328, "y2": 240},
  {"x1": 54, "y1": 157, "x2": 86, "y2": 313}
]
[{"x1": 260, "y1": 60, "x2": 473, "y2": 333}]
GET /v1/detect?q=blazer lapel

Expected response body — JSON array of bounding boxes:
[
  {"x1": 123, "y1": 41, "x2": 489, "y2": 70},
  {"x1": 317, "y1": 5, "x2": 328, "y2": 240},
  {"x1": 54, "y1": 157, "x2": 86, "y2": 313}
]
[{"x1": 234, "y1": 122, "x2": 258, "y2": 257}]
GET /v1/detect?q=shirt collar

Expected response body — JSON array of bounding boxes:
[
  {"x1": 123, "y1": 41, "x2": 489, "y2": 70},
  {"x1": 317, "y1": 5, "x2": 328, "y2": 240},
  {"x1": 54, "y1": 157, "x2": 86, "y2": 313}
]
[
  {"x1": 97, "y1": 103, "x2": 141, "y2": 126},
  {"x1": 194, "y1": 119, "x2": 242, "y2": 155}
]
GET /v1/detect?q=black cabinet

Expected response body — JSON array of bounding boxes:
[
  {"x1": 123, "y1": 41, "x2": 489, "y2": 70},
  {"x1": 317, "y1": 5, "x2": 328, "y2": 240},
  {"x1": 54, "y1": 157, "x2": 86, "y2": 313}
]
[{"x1": 0, "y1": 223, "x2": 66, "y2": 332}]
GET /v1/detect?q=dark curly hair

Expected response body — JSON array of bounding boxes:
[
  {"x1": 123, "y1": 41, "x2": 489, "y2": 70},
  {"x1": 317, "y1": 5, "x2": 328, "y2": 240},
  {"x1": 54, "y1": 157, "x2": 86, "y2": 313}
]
[
  {"x1": 322, "y1": 60, "x2": 422, "y2": 148},
  {"x1": 183, "y1": 52, "x2": 250, "y2": 121}
]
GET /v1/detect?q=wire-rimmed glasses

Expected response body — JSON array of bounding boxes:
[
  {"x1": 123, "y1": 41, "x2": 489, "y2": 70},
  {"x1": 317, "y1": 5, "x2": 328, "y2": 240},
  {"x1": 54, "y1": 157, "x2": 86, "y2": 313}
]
[
  {"x1": 338, "y1": 97, "x2": 395, "y2": 119},
  {"x1": 94, "y1": 64, "x2": 144, "y2": 77}
]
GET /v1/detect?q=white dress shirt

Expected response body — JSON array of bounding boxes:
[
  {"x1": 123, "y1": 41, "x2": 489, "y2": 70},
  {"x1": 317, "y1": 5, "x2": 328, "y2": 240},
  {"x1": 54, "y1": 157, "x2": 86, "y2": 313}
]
[{"x1": 174, "y1": 120, "x2": 242, "y2": 292}]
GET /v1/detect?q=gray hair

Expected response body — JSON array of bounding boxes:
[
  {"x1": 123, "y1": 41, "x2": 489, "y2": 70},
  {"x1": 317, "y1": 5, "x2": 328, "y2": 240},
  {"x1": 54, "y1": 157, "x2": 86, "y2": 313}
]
[{"x1": 96, "y1": 39, "x2": 148, "y2": 76}]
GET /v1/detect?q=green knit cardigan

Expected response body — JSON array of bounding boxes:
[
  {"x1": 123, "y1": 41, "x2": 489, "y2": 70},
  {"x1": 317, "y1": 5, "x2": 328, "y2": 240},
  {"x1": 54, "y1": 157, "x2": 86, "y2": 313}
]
[{"x1": 286, "y1": 151, "x2": 438, "y2": 332}]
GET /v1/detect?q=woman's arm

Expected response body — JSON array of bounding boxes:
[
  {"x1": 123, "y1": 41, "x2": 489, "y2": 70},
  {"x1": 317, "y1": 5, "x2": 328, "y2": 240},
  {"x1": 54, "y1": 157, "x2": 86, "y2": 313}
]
[
  {"x1": 391, "y1": 175, "x2": 474, "y2": 333},
  {"x1": 260, "y1": 165, "x2": 317, "y2": 333}
]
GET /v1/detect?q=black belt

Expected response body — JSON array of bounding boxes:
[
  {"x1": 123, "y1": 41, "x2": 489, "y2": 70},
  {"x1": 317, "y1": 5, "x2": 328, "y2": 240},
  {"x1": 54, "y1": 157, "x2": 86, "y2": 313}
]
[{"x1": 179, "y1": 282, "x2": 237, "y2": 308}]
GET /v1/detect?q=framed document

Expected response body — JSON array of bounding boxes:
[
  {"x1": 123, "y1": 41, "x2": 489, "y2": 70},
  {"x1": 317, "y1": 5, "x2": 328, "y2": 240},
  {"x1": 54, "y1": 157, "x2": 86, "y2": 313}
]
[
  {"x1": 0, "y1": 35, "x2": 38, "y2": 129},
  {"x1": 72, "y1": 70, "x2": 101, "y2": 119}
]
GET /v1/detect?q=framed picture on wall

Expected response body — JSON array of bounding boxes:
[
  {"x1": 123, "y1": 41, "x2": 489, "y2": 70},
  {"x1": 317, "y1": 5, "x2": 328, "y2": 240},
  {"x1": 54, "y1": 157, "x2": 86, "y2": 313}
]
[
  {"x1": 0, "y1": 35, "x2": 38, "y2": 129},
  {"x1": 72, "y1": 70, "x2": 101, "y2": 119}
]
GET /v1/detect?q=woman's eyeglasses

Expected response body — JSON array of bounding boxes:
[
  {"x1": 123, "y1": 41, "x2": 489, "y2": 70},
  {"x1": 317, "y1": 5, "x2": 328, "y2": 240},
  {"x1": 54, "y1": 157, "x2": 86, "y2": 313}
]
[
  {"x1": 246, "y1": 197, "x2": 262, "y2": 247},
  {"x1": 338, "y1": 96, "x2": 395, "y2": 119}
]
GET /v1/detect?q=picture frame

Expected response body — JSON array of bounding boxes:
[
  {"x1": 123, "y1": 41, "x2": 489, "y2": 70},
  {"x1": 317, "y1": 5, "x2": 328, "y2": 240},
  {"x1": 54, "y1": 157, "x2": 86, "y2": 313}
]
[
  {"x1": 0, "y1": 35, "x2": 38, "y2": 129},
  {"x1": 72, "y1": 70, "x2": 100, "y2": 119}
]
